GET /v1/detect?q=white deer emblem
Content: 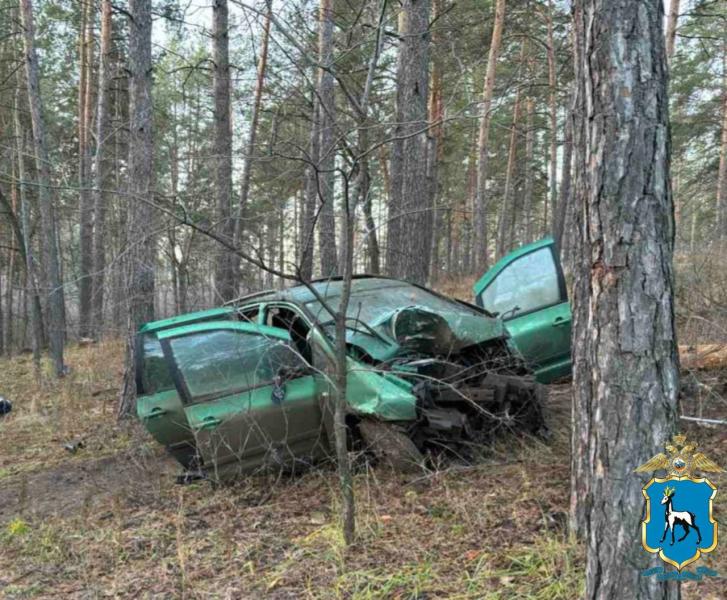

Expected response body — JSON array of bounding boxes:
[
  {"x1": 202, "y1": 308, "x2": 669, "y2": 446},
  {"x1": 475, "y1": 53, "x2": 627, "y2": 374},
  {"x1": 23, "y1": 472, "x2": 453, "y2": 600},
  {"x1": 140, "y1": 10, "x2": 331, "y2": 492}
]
[{"x1": 659, "y1": 486, "x2": 702, "y2": 546}]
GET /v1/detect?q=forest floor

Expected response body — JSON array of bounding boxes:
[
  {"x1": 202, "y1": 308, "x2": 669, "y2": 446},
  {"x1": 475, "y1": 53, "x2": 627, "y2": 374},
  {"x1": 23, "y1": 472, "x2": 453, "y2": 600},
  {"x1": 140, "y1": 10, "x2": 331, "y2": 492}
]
[{"x1": 0, "y1": 340, "x2": 725, "y2": 599}]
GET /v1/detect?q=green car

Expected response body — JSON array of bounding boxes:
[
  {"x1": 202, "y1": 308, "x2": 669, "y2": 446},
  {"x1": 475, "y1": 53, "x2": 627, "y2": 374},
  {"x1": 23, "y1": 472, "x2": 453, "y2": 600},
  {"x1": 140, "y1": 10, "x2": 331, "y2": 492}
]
[
  {"x1": 136, "y1": 276, "x2": 546, "y2": 481},
  {"x1": 473, "y1": 237, "x2": 572, "y2": 383}
]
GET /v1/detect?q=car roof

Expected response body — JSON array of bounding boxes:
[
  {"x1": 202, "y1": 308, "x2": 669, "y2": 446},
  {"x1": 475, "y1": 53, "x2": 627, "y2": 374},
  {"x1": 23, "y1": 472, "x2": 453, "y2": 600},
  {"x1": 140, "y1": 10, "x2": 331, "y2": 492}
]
[
  {"x1": 229, "y1": 275, "x2": 434, "y2": 307},
  {"x1": 138, "y1": 307, "x2": 235, "y2": 334}
]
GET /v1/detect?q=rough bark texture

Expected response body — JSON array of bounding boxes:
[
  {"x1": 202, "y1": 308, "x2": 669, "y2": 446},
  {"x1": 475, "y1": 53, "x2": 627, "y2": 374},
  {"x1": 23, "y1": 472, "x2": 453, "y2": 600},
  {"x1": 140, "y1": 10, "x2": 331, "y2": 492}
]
[
  {"x1": 317, "y1": 0, "x2": 338, "y2": 277},
  {"x1": 233, "y1": 0, "x2": 272, "y2": 283},
  {"x1": 91, "y1": 0, "x2": 113, "y2": 337},
  {"x1": 212, "y1": 0, "x2": 236, "y2": 301},
  {"x1": 571, "y1": 1, "x2": 680, "y2": 598},
  {"x1": 473, "y1": 0, "x2": 505, "y2": 272},
  {"x1": 20, "y1": 0, "x2": 65, "y2": 376},
  {"x1": 120, "y1": 0, "x2": 155, "y2": 416},
  {"x1": 385, "y1": 0, "x2": 431, "y2": 284}
]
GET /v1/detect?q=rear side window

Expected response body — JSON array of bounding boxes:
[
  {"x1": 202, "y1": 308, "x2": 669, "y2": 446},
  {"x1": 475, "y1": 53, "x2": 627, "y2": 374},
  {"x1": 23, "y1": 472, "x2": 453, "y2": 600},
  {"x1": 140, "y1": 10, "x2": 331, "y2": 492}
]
[
  {"x1": 480, "y1": 247, "x2": 562, "y2": 318},
  {"x1": 168, "y1": 330, "x2": 305, "y2": 404},
  {"x1": 140, "y1": 334, "x2": 175, "y2": 395}
]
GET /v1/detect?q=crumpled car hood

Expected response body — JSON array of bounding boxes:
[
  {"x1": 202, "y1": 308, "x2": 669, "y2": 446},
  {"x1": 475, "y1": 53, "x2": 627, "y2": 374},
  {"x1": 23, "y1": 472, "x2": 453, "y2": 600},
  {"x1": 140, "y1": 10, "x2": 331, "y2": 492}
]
[{"x1": 344, "y1": 305, "x2": 508, "y2": 361}]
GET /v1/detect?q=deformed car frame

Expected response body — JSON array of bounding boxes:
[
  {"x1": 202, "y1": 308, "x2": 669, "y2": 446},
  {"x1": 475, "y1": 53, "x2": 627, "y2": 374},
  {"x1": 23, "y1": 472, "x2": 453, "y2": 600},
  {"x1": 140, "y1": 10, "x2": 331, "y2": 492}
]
[{"x1": 136, "y1": 276, "x2": 546, "y2": 481}]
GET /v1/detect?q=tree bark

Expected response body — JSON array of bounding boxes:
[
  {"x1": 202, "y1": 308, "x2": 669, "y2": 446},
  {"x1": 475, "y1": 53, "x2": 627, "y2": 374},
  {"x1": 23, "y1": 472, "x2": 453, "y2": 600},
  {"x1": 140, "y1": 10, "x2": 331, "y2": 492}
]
[
  {"x1": 473, "y1": 0, "x2": 506, "y2": 272},
  {"x1": 78, "y1": 0, "x2": 95, "y2": 337},
  {"x1": 91, "y1": 0, "x2": 113, "y2": 337},
  {"x1": 428, "y1": 0, "x2": 444, "y2": 282},
  {"x1": 20, "y1": 0, "x2": 65, "y2": 376},
  {"x1": 120, "y1": 0, "x2": 155, "y2": 416},
  {"x1": 212, "y1": 0, "x2": 236, "y2": 301},
  {"x1": 232, "y1": 0, "x2": 272, "y2": 284},
  {"x1": 571, "y1": 1, "x2": 680, "y2": 598},
  {"x1": 385, "y1": 0, "x2": 431, "y2": 284},
  {"x1": 317, "y1": 0, "x2": 338, "y2": 277}
]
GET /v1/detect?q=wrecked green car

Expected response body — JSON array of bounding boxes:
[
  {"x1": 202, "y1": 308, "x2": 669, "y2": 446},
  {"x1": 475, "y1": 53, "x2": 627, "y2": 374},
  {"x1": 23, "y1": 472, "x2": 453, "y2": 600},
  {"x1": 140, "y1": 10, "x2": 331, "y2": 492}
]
[{"x1": 136, "y1": 276, "x2": 545, "y2": 481}]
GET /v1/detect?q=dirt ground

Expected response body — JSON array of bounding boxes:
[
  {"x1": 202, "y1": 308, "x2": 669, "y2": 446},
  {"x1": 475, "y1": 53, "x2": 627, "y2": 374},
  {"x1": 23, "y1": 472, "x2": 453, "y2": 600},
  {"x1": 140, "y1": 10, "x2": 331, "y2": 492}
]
[{"x1": 0, "y1": 341, "x2": 724, "y2": 599}]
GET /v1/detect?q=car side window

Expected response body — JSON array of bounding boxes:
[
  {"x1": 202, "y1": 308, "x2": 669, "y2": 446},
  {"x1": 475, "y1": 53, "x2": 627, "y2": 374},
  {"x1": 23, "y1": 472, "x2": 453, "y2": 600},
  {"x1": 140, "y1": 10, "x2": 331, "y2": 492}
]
[
  {"x1": 480, "y1": 247, "x2": 561, "y2": 318},
  {"x1": 168, "y1": 330, "x2": 307, "y2": 404},
  {"x1": 140, "y1": 334, "x2": 175, "y2": 395}
]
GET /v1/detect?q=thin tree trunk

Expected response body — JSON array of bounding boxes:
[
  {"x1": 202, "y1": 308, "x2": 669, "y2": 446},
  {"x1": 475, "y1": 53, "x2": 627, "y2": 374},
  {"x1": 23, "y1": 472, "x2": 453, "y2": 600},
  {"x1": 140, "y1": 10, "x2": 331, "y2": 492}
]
[
  {"x1": 571, "y1": 1, "x2": 679, "y2": 598},
  {"x1": 120, "y1": 0, "x2": 155, "y2": 416},
  {"x1": 78, "y1": 0, "x2": 95, "y2": 337},
  {"x1": 232, "y1": 0, "x2": 272, "y2": 287},
  {"x1": 212, "y1": 0, "x2": 236, "y2": 301},
  {"x1": 301, "y1": 89, "x2": 319, "y2": 281},
  {"x1": 522, "y1": 96, "x2": 535, "y2": 244},
  {"x1": 665, "y1": 0, "x2": 680, "y2": 62},
  {"x1": 716, "y1": 45, "x2": 727, "y2": 242},
  {"x1": 91, "y1": 0, "x2": 113, "y2": 337},
  {"x1": 473, "y1": 0, "x2": 506, "y2": 272},
  {"x1": 544, "y1": 0, "x2": 557, "y2": 234},
  {"x1": 20, "y1": 0, "x2": 65, "y2": 376},
  {"x1": 318, "y1": 0, "x2": 338, "y2": 277},
  {"x1": 13, "y1": 88, "x2": 42, "y2": 369},
  {"x1": 496, "y1": 41, "x2": 525, "y2": 259},
  {"x1": 553, "y1": 101, "x2": 573, "y2": 254},
  {"x1": 428, "y1": 0, "x2": 444, "y2": 282}
]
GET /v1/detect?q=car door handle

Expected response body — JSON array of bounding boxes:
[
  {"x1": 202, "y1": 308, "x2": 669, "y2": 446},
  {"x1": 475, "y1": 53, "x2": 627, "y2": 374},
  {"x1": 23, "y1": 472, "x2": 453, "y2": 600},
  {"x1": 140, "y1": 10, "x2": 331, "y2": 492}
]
[
  {"x1": 552, "y1": 317, "x2": 569, "y2": 328},
  {"x1": 198, "y1": 416, "x2": 222, "y2": 429},
  {"x1": 146, "y1": 407, "x2": 166, "y2": 418}
]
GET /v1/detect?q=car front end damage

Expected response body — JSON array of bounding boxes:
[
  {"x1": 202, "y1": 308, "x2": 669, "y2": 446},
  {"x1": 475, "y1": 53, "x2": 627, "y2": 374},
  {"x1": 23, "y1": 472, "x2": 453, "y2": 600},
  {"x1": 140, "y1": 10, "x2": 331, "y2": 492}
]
[{"x1": 339, "y1": 304, "x2": 547, "y2": 462}]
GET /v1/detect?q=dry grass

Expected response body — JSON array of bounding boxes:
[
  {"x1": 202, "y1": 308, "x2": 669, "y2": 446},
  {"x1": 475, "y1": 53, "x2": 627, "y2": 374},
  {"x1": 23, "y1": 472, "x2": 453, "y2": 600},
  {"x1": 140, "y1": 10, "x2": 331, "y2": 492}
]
[{"x1": 0, "y1": 342, "x2": 724, "y2": 598}]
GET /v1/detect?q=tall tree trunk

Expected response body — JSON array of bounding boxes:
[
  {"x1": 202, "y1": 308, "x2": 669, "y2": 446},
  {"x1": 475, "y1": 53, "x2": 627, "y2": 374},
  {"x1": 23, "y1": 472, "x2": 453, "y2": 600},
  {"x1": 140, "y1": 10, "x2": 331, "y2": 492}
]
[
  {"x1": 522, "y1": 96, "x2": 535, "y2": 244},
  {"x1": 318, "y1": 0, "x2": 338, "y2": 277},
  {"x1": 544, "y1": 0, "x2": 557, "y2": 234},
  {"x1": 232, "y1": 0, "x2": 272, "y2": 286},
  {"x1": 212, "y1": 0, "x2": 236, "y2": 301},
  {"x1": 716, "y1": 46, "x2": 727, "y2": 242},
  {"x1": 571, "y1": 2, "x2": 679, "y2": 599},
  {"x1": 428, "y1": 0, "x2": 444, "y2": 282},
  {"x1": 665, "y1": 0, "x2": 680, "y2": 62},
  {"x1": 13, "y1": 86, "x2": 42, "y2": 369},
  {"x1": 496, "y1": 41, "x2": 525, "y2": 259},
  {"x1": 385, "y1": 0, "x2": 431, "y2": 284},
  {"x1": 553, "y1": 101, "x2": 573, "y2": 254},
  {"x1": 91, "y1": 0, "x2": 113, "y2": 337},
  {"x1": 20, "y1": 0, "x2": 65, "y2": 376},
  {"x1": 473, "y1": 0, "x2": 506, "y2": 272},
  {"x1": 120, "y1": 0, "x2": 155, "y2": 416},
  {"x1": 78, "y1": 0, "x2": 95, "y2": 337},
  {"x1": 301, "y1": 88, "x2": 319, "y2": 281}
]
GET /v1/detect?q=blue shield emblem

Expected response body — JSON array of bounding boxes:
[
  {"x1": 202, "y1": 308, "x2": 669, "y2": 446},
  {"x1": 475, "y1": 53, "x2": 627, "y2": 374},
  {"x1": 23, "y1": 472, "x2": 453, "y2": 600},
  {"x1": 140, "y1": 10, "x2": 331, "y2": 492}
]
[{"x1": 642, "y1": 476, "x2": 718, "y2": 570}]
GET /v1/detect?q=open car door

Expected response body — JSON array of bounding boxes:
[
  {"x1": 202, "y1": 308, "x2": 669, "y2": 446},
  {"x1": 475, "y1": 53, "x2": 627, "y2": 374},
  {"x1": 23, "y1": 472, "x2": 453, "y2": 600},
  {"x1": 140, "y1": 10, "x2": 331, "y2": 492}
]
[
  {"x1": 158, "y1": 321, "x2": 326, "y2": 481},
  {"x1": 473, "y1": 237, "x2": 572, "y2": 383}
]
